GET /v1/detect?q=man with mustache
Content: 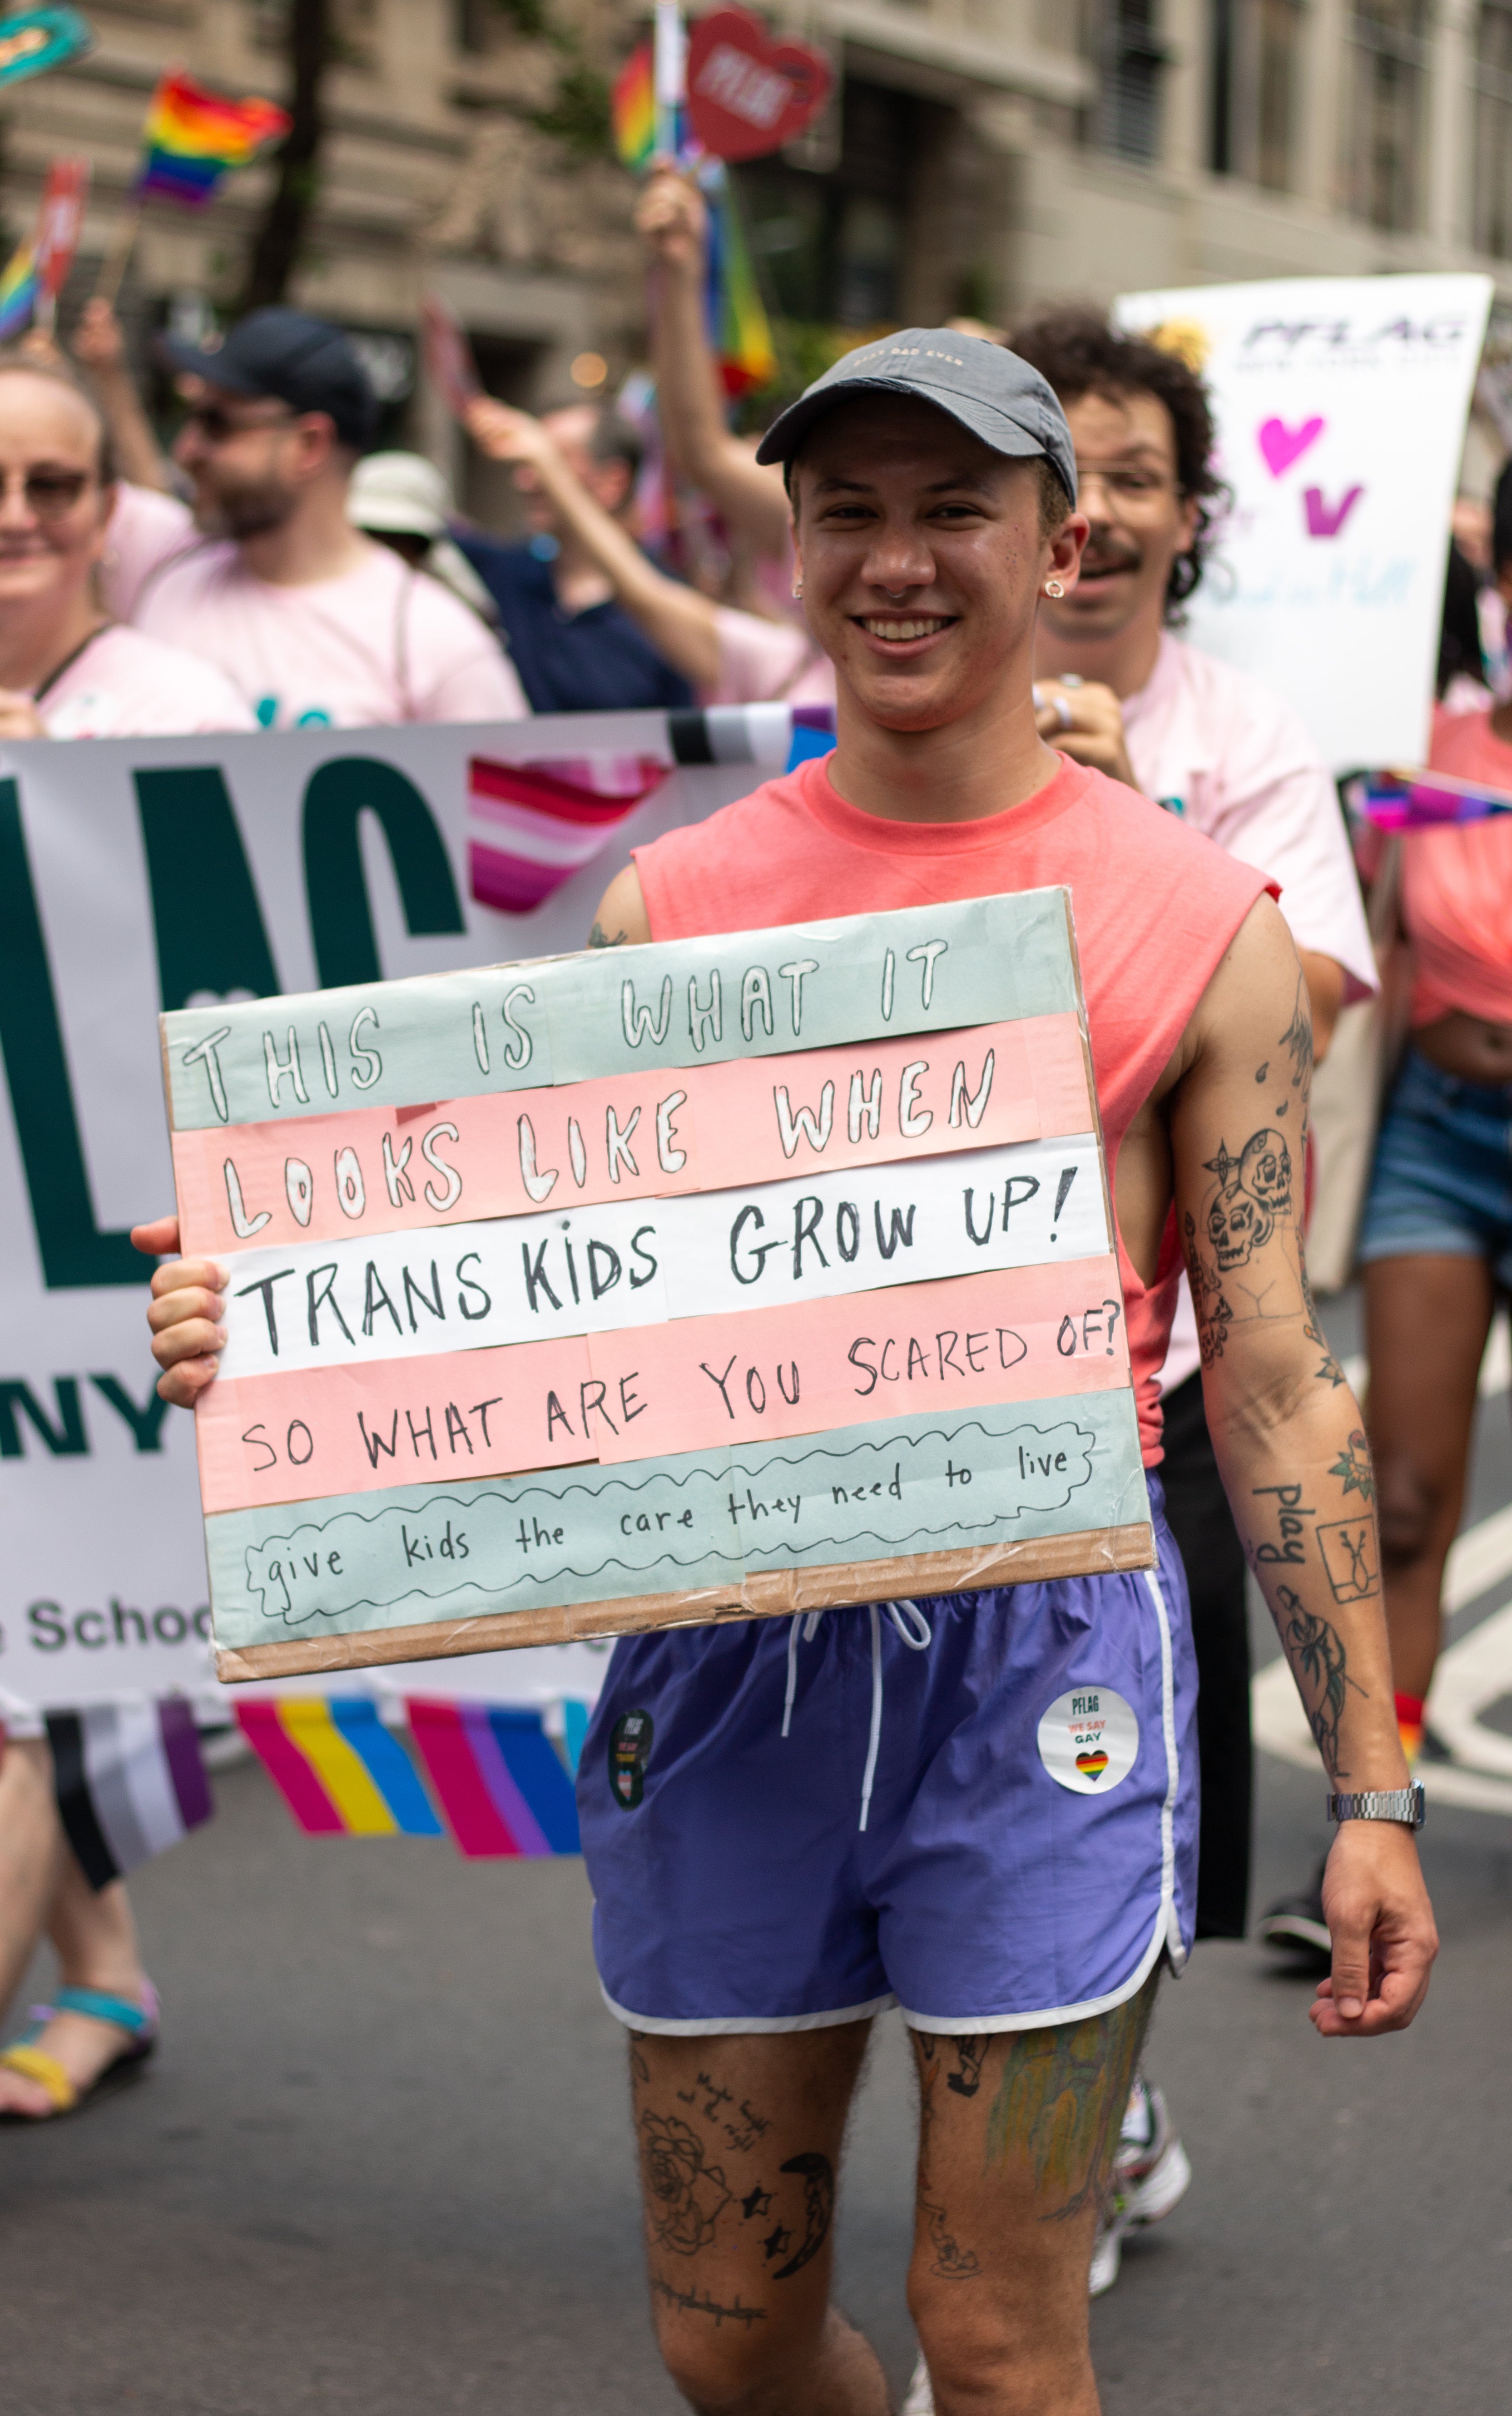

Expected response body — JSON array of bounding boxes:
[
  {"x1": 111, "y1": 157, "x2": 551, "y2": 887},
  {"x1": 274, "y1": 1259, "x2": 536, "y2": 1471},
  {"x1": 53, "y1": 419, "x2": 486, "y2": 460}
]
[{"x1": 1010, "y1": 308, "x2": 1377, "y2": 2297}]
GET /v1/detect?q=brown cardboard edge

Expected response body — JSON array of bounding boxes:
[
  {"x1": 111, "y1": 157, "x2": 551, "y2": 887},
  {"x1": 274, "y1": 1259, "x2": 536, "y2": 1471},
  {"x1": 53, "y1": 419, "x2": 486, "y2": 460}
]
[{"x1": 211, "y1": 1522, "x2": 1156, "y2": 1680}]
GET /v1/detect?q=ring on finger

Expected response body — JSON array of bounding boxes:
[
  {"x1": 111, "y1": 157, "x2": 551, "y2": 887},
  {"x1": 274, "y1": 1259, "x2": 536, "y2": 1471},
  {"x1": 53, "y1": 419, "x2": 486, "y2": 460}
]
[{"x1": 1055, "y1": 695, "x2": 1073, "y2": 732}]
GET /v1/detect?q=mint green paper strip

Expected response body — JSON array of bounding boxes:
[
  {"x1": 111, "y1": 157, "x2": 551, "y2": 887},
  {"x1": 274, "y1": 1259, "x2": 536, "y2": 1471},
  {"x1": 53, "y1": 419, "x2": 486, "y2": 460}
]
[
  {"x1": 204, "y1": 1392, "x2": 1147, "y2": 1651},
  {"x1": 164, "y1": 890, "x2": 1077, "y2": 1132}
]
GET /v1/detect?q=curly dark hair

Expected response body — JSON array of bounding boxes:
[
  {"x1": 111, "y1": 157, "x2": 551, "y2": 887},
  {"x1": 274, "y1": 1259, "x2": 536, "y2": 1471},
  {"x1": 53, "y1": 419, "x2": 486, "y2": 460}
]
[{"x1": 1010, "y1": 306, "x2": 1225, "y2": 620}]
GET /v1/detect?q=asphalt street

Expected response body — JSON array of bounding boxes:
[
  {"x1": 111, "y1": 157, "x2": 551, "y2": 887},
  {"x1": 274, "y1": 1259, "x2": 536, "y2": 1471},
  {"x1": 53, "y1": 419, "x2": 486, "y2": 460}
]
[{"x1": 4, "y1": 1296, "x2": 1510, "y2": 2416}]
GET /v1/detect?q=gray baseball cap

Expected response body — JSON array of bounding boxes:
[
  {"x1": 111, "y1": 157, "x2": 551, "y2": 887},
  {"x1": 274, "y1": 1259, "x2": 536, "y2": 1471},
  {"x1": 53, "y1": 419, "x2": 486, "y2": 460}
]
[{"x1": 755, "y1": 328, "x2": 1077, "y2": 505}]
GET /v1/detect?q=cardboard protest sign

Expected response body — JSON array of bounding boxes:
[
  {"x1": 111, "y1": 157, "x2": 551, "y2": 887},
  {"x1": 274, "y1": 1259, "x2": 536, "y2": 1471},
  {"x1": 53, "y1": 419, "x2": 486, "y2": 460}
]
[
  {"x1": 1114, "y1": 274, "x2": 1492, "y2": 769},
  {"x1": 161, "y1": 894, "x2": 1152, "y2": 1682},
  {"x1": 0, "y1": 706, "x2": 813, "y2": 1715}
]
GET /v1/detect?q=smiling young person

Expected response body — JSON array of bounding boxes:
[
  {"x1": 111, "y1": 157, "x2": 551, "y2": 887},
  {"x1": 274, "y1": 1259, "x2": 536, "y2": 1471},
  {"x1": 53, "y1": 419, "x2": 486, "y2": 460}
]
[{"x1": 139, "y1": 336, "x2": 1435, "y2": 2416}]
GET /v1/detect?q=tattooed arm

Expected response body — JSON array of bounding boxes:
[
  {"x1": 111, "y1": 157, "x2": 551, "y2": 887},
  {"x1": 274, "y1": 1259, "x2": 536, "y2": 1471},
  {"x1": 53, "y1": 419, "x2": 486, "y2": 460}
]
[
  {"x1": 588, "y1": 862, "x2": 653, "y2": 951},
  {"x1": 1167, "y1": 895, "x2": 1437, "y2": 2037}
]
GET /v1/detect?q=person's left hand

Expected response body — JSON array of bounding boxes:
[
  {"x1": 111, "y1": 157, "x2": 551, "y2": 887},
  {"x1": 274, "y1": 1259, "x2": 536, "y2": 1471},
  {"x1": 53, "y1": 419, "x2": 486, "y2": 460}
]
[
  {"x1": 0, "y1": 690, "x2": 49, "y2": 738},
  {"x1": 1033, "y1": 677, "x2": 1138, "y2": 789},
  {"x1": 1309, "y1": 1818, "x2": 1438, "y2": 2037},
  {"x1": 462, "y1": 395, "x2": 557, "y2": 476}
]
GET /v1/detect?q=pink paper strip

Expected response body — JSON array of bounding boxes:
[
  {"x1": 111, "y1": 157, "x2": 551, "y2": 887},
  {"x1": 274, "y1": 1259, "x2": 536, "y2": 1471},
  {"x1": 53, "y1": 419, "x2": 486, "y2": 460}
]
[
  {"x1": 194, "y1": 1259, "x2": 1127, "y2": 1510},
  {"x1": 194, "y1": 1335, "x2": 594, "y2": 1513},
  {"x1": 584, "y1": 1258, "x2": 1129, "y2": 1461},
  {"x1": 172, "y1": 1016, "x2": 1090, "y2": 1257}
]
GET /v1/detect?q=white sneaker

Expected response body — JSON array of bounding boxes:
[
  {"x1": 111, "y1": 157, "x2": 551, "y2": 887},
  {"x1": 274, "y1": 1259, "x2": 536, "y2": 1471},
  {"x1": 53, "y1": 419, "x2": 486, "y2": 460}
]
[
  {"x1": 1088, "y1": 2075, "x2": 1192, "y2": 2297},
  {"x1": 901, "y1": 2352, "x2": 934, "y2": 2415}
]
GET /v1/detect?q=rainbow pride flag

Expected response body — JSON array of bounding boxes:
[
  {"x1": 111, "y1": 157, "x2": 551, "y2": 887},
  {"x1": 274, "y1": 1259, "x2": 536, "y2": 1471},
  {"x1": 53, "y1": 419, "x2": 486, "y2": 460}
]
[
  {"x1": 612, "y1": 42, "x2": 657, "y2": 171},
  {"x1": 135, "y1": 71, "x2": 290, "y2": 209},
  {"x1": 407, "y1": 1701, "x2": 581, "y2": 1858},
  {"x1": 0, "y1": 236, "x2": 38, "y2": 338},
  {"x1": 704, "y1": 171, "x2": 775, "y2": 397},
  {"x1": 236, "y1": 1698, "x2": 442, "y2": 1837}
]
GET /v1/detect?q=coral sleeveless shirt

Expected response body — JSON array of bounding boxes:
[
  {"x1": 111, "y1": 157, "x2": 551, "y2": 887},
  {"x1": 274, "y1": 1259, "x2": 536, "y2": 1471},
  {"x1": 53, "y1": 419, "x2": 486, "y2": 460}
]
[{"x1": 634, "y1": 751, "x2": 1274, "y2": 1466}]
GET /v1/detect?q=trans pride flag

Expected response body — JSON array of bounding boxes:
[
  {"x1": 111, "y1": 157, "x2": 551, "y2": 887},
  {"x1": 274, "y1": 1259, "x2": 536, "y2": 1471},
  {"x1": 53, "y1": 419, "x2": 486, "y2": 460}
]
[{"x1": 135, "y1": 71, "x2": 290, "y2": 209}]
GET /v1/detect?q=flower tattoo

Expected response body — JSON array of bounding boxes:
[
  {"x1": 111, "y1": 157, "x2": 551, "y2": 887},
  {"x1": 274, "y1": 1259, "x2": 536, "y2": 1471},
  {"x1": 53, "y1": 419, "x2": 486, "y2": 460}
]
[
  {"x1": 1329, "y1": 1429, "x2": 1375, "y2": 1503},
  {"x1": 640, "y1": 2112, "x2": 733, "y2": 2256}
]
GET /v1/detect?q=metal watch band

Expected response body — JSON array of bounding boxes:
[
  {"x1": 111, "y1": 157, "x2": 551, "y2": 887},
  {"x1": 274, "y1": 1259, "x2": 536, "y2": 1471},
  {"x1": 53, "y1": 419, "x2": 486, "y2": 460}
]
[{"x1": 1326, "y1": 1782, "x2": 1426, "y2": 1830}]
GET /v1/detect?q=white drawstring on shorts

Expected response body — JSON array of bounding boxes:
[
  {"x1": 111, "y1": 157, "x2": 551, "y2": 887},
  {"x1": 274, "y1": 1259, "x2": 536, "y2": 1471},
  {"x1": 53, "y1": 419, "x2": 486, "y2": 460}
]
[{"x1": 781, "y1": 1599, "x2": 934, "y2": 1831}]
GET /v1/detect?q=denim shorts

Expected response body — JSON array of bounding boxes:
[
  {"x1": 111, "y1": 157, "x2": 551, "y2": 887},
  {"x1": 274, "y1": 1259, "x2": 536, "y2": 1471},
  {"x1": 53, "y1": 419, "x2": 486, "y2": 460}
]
[
  {"x1": 1358, "y1": 1047, "x2": 1512, "y2": 1288},
  {"x1": 577, "y1": 1482, "x2": 1195, "y2": 2036}
]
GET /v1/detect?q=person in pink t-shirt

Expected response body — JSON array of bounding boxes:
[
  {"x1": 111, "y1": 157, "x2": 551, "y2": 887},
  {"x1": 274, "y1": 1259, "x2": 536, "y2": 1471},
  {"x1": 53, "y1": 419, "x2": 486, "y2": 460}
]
[
  {"x1": 113, "y1": 308, "x2": 528, "y2": 730},
  {"x1": 1011, "y1": 311, "x2": 1376, "y2": 2059},
  {"x1": 144, "y1": 329, "x2": 1433, "y2": 2416},
  {"x1": 1353, "y1": 458, "x2": 1512, "y2": 1772}
]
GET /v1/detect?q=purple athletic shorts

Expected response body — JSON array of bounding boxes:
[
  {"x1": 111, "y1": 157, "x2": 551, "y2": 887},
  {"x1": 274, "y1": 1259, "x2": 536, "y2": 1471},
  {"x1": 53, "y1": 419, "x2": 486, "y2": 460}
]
[{"x1": 578, "y1": 1481, "x2": 1197, "y2": 2034}]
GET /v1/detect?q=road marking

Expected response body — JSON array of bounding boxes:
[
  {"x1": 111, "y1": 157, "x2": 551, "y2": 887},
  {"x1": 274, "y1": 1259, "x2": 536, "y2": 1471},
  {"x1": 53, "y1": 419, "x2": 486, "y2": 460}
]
[{"x1": 1252, "y1": 1650, "x2": 1512, "y2": 1815}]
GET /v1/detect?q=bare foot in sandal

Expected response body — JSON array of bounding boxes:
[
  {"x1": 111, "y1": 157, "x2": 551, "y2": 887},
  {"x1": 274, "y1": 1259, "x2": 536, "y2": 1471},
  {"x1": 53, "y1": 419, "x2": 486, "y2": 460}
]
[{"x1": 0, "y1": 1981, "x2": 159, "y2": 2119}]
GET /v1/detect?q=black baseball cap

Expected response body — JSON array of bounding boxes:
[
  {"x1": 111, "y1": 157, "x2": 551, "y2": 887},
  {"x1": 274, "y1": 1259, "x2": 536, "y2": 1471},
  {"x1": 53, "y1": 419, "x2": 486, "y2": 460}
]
[
  {"x1": 159, "y1": 308, "x2": 379, "y2": 451},
  {"x1": 755, "y1": 328, "x2": 1077, "y2": 506}
]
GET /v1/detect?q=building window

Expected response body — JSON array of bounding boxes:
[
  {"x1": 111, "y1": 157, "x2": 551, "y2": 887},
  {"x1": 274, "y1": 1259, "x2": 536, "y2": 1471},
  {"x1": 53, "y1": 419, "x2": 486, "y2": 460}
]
[
  {"x1": 1210, "y1": 0, "x2": 1305, "y2": 189},
  {"x1": 1473, "y1": 1, "x2": 1512, "y2": 256},
  {"x1": 735, "y1": 80, "x2": 913, "y2": 328},
  {"x1": 1342, "y1": 1, "x2": 1431, "y2": 231},
  {"x1": 1085, "y1": 0, "x2": 1169, "y2": 165}
]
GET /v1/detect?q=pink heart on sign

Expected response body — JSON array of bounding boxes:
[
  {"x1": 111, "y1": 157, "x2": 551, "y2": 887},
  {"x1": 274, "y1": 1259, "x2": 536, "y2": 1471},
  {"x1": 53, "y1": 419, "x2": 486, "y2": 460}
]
[{"x1": 1258, "y1": 416, "x2": 1325, "y2": 477}]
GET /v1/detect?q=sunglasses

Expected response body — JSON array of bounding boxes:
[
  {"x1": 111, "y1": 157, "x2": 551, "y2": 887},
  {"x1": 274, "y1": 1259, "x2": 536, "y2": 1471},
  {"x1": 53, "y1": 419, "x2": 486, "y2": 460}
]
[
  {"x1": 180, "y1": 401, "x2": 297, "y2": 444},
  {"x1": 0, "y1": 466, "x2": 95, "y2": 518}
]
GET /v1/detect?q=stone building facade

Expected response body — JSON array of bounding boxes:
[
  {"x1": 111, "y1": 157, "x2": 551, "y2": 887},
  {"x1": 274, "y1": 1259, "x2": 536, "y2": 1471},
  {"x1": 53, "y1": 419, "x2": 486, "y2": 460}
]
[{"x1": 5, "y1": 0, "x2": 1512, "y2": 502}]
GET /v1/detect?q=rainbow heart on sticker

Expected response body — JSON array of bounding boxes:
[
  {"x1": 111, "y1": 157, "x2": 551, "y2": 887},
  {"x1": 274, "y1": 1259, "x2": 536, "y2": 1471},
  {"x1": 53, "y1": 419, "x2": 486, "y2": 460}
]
[{"x1": 1075, "y1": 1751, "x2": 1109, "y2": 1780}]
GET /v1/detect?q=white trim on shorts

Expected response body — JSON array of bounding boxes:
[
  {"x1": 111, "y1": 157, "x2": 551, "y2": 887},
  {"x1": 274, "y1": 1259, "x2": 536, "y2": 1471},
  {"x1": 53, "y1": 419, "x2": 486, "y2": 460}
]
[
  {"x1": 901, "y1": 1561, "x2": 1187, "y2": 2033},
  {"x1": 599, "y1": 1983, "x2": 897, "y2": 2035},
  {"x1": 598, "y1": 1560, "x2": 1188, "y2": 2040}
]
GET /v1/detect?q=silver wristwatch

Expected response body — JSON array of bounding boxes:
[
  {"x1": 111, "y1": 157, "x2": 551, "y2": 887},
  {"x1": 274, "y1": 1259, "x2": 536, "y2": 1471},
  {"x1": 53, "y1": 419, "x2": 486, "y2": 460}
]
[{"x1": 1326, "y1": 1783, "x2": 1426, "y2": 1830}]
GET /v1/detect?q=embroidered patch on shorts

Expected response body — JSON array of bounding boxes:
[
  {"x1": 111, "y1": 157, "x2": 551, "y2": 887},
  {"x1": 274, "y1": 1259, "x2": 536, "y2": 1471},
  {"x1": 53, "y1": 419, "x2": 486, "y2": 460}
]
[
  {"x1": 609, "y1": 1708, "x2": 654, "y2": 1808},
  {"x1": 1036, "y1": 1687, "x2": 1139, "y2": 1794}
]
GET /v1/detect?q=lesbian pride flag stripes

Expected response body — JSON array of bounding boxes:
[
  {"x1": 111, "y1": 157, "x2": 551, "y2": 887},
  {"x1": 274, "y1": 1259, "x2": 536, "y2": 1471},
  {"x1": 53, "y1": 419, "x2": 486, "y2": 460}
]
[
  {"x1": 467, "y1": 754, "x2": 668, "y2": 915},
  {"x1": 465, "y1": 706, "x2": 836, "y2": 914},
  {"x1": 407, "y1": 1701, "x2": 581, "y2": 1858},
  {"x1": 235, "y1": 1698, "x2": 441, "y2": 1837},
  {"x1": 45, "y1": 1701, "x2": 212, "y2": 1891}
]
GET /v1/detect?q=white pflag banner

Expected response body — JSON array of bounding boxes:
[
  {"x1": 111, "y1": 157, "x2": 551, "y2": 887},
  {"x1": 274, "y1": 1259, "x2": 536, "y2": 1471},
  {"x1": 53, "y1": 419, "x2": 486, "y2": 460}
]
[
  {"x1": 0, "y1": 705, "x2": 828, "y2": 1714},
  {"x1": 1114, "y1": 274, "x2": 1493, "y2": 769}
]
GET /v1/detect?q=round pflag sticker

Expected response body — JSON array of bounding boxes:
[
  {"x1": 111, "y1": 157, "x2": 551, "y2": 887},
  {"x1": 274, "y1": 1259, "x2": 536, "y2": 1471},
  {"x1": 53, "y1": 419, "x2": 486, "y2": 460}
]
[{"x1": 1037, "y1": 1686, "x2": 1140, "y2": 1794}]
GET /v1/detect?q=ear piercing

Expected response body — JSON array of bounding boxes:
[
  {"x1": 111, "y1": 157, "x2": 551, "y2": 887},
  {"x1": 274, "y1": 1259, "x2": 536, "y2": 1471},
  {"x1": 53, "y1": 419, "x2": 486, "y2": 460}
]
[
  {"x1": 1043, "y1": 578, "x2": 1066, "y2": 599},
  {"x1": 792, "y1": 578, "x2": 803, "y2": 599}
]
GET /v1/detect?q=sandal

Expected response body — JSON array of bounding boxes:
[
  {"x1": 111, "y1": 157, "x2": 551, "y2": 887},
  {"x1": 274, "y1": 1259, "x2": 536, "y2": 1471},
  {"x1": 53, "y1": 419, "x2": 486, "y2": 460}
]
[{"x1": 0, "y1": 1982, "x2": 159, "y2": 2122}]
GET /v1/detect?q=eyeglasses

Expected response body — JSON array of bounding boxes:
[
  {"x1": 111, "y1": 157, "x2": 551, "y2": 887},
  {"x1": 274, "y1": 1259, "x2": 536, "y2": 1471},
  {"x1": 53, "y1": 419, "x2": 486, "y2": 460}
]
[
  {"x1": 179, "y1": 401, "x2": 296, "y2": 445},
  {"x1": 1075, "y1": 465, "x2": 1184, "y2": 511},
  {"x1": 0, "y1": 466, "x2": 95, "y2": 518}
]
